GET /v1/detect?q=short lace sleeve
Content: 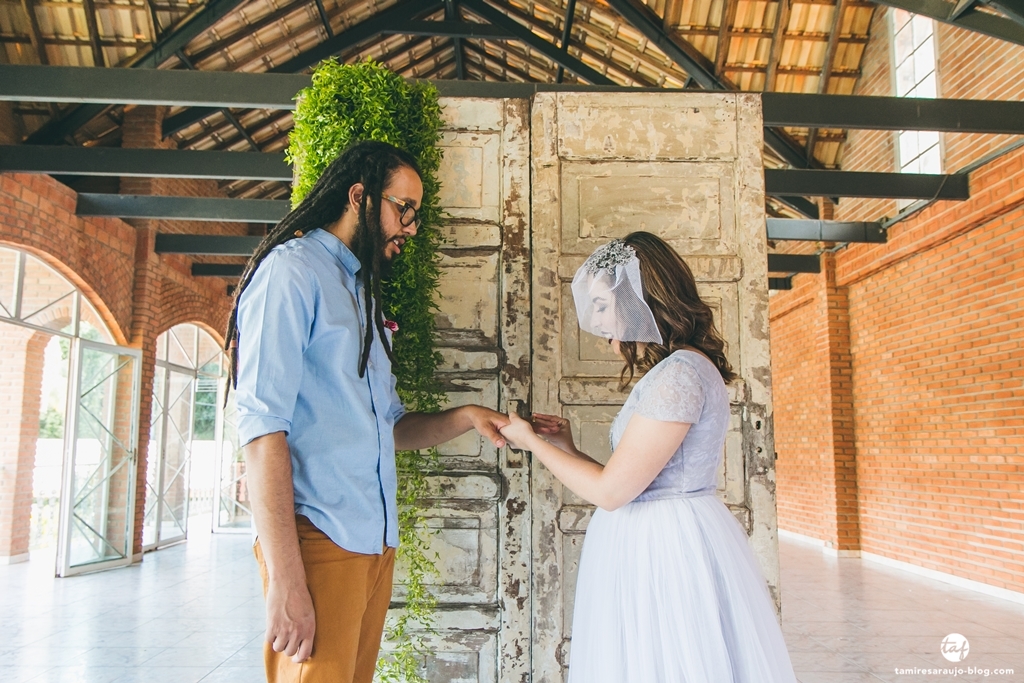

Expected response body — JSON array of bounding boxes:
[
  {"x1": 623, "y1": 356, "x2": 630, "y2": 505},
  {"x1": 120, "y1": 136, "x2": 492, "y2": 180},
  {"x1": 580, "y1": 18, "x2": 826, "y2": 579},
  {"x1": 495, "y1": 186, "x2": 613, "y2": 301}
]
[{"x1": 635, "y1": 356, "x2": 705, "y2": 424}]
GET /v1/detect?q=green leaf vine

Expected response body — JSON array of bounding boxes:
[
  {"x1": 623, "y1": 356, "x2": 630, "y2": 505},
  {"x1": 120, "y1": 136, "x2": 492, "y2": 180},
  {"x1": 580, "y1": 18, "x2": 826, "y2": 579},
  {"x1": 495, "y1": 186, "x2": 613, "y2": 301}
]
[{"x1": 288, "y1": 59, "x2": 446, "y2": 683}]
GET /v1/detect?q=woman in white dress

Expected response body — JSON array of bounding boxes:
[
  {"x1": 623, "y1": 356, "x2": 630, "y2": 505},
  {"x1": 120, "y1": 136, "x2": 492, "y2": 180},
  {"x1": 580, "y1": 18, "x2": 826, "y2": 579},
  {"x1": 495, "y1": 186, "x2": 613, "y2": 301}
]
[{"x1": 499, "y1": 232, "x2": 799, "y2": 683}]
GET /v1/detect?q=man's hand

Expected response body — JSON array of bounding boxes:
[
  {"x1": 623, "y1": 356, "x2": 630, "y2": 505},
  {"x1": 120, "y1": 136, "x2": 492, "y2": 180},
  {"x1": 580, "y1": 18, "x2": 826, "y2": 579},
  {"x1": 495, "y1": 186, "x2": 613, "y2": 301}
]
[
  {"x1": 265, "y1": 575, "x2": 316, "y2": 663},
  {"x1": 463, "y1": 405, "x2": 511, "y2": 449},
  {"x1": 394, "y1": 405, "x2": 512, "y2": 451}
]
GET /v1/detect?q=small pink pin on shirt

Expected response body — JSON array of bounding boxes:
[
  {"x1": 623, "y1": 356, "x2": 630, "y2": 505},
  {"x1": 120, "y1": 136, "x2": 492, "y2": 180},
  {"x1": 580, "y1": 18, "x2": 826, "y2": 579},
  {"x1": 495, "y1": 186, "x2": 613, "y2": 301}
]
[{"x1": 384, "y1": 320, "x2": 399, "y2": 332}]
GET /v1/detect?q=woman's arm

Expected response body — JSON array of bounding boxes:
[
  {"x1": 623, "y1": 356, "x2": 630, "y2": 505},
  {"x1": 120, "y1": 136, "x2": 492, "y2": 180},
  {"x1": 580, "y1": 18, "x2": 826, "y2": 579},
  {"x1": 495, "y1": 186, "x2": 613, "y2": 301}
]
[{"x1": 500, "y1": 412, "x2": 690, "y2": 511}]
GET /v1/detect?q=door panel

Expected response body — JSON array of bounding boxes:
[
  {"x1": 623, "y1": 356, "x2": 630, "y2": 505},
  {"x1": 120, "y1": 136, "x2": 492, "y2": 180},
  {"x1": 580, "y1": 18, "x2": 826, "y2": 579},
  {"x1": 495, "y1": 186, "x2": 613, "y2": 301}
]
[
  {"x1": 391, "y1": 97, "x2": 531, "y2": 683},
  {"x1": 530, "y1": 92, "x2": 777, "y2": 682},
  {"x1": 57, "y1": 340, "x2": 141, "y2": 576}
]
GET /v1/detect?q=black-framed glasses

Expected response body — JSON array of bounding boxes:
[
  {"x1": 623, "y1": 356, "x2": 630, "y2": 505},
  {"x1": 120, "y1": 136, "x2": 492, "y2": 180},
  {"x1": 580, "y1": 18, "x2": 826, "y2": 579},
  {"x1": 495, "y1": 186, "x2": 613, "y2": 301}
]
[{"x1": 382, "y1": 194, "x2": 421, "y2": 228}]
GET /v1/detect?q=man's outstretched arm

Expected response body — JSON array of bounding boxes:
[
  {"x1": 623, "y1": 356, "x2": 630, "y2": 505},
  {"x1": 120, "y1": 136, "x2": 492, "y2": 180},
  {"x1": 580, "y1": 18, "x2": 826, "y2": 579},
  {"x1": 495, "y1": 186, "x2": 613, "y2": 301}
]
[
  {"x1": 245, "y1": 431, "x2": 316, "y2": 663},
  {"x1": 394, "y1": 405, "x2": 510, "y2": 452}
]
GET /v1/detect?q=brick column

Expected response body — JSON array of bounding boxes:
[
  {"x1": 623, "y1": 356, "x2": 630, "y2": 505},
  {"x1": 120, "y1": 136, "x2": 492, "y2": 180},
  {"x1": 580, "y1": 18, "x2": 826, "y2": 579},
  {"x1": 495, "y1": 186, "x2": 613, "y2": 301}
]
[
  {"x1": 0, "y1": 327, "x2": 48, "y2": 563},
  {"x1": 821, "y1": 253, "x2": 861, "y2": 553},
  {"x1": 121, "y1": 105, "x2": 165, "y2": 560}
]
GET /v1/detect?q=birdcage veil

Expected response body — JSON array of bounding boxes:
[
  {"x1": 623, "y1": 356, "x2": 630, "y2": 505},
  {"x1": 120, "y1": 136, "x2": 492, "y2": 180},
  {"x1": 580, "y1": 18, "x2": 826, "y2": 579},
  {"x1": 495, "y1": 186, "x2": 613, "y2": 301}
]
[{"x1": 570, "y1": 239, "x2": 664, "y2": 344}]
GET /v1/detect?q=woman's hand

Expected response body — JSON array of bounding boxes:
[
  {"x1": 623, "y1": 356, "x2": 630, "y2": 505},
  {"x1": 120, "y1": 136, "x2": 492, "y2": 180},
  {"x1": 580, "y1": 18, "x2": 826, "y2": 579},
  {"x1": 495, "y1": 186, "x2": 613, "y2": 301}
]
[
  {"x1": 498, "y1": 412, "x2": 539, "y2": 451},
  {"x1": 530, "y1": 413, "x2": 577, "y2": 454}
]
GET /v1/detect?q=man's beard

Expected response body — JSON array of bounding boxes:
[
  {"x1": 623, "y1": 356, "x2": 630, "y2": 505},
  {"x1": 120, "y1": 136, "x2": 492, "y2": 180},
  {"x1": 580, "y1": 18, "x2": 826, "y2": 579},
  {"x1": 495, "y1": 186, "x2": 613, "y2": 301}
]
[{"x1": 353, "y1": 218, "x2": 396, "y2": 279}]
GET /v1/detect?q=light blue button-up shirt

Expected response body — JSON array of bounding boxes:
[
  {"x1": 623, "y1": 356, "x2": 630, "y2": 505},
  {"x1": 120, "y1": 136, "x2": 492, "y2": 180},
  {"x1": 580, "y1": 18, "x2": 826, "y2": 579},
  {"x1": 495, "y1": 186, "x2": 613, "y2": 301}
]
[{"x1": 235, "y1": 228, "x2": 405, "y2": 554}]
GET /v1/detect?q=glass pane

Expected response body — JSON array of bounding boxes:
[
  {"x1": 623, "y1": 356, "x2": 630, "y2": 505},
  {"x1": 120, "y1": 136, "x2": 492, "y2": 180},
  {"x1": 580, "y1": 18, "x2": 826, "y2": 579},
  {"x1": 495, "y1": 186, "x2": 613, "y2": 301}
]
[
  {"x1": 893, "y1": 8, "x2": 913, "y2": 32},
  {"x1": 920, "y1": 145, "x2": 942, "y2": 174},
  {"x1": 901, "y1": 153, "x2": 921, "y2": 175},
  {"x1": 197, "y1": 328, "x2": 223, "y2": 378},
  {"x1": 30, "y1": 334, "x2": 69, "y2": 551},
  {"x1": 894, "y1": 23, "x2": 915, "y2": 66},
  {"x1": 899, "y1": 131, "x2": 918, "y2": 168},
  {"x1": 68, "y1": 347, "x2": 136, "y2": 569},
  {"x1": 913, "y1": 39, "x2": 935, "y2": 91},
  {"x1": 20, "y1": 257, "x2": 76, "y2": 332},
  {"x1": 167, "y1": 324, "x2": 197, "y2": 369},
  {"x1": 919, "y1": 130, "x2": 940, "y2": 151},
  {"x1": 896, "y1": 61, "x2": 916, "y2": 97},
  {"x1": 0, "y1": 247, "x2": 17, "y2": 318},
  {"x1": 156, "y1": 332, "x2": 168, "y2": 363},
  {"x1": 914, "y1": 76, "x2": 936, "y2": 99},
  {"x1": 912, "y1": 15, "x2": 933, "y2": 49},
  {"x1": 217, "y1": 394, "x2": 251, "y2": 530},
  {"x1": 142, "y1": 367, "x2": 166, "y2": 549},
  {"x1": 79, "y1": 298, "x2": 114, "y2": 344},
  {"x1": 159, "y1": 369, "x2": 194, "y2": 542}
]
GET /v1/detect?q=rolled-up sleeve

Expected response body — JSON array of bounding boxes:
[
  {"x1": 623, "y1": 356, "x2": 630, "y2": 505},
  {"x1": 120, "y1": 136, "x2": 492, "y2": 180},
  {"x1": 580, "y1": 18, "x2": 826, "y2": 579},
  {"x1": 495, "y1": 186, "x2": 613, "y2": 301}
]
[
  {"x1": 387, "y1": 371, "x2": 407, "y2": 424},
  {"x1": 235, "y1": 250, "x2": 316, "y2": 446}
]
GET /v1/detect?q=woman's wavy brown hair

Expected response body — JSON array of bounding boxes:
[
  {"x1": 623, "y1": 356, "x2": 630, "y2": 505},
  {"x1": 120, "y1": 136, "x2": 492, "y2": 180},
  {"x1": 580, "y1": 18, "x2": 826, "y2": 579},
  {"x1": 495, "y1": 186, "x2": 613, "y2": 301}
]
[{"x1": 616, "y1": 231, "x2": 737, "y2": 389}]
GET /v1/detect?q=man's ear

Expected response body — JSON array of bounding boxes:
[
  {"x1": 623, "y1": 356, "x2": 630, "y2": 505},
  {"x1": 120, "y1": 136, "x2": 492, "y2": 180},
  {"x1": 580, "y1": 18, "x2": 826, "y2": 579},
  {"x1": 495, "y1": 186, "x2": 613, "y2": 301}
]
[{"x1": 348, "y1": 182, "x2": 364, "y2": 208}]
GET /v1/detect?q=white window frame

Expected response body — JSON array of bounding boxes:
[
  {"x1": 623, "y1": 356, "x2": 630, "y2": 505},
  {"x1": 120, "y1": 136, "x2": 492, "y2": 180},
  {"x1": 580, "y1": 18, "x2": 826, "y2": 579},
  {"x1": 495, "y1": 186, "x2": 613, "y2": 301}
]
[{"x1": 890, "y1": 8, "x2": 944, "y2": 180}]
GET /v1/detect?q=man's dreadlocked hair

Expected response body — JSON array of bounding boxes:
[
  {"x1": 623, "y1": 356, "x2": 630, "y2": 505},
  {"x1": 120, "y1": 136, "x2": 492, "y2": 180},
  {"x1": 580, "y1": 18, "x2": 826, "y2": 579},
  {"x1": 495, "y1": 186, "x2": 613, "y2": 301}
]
[{"x1": 225, "y1": 140, "x2": 422, "y2": 393}]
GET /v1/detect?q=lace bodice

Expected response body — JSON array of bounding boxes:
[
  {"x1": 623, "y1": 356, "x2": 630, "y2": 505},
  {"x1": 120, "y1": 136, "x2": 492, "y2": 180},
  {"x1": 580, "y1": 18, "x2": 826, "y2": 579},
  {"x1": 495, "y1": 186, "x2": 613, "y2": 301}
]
[{"x1": 609, "y1": 350, "x2": 730, "y2": 502}]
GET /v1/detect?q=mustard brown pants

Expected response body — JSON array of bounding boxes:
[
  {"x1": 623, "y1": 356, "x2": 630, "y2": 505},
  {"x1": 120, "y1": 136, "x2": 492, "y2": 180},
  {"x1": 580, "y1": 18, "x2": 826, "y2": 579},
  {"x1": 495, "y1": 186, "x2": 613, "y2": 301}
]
[{"x1": 254, "y1": 515, "x2": 396, "y2": 683}]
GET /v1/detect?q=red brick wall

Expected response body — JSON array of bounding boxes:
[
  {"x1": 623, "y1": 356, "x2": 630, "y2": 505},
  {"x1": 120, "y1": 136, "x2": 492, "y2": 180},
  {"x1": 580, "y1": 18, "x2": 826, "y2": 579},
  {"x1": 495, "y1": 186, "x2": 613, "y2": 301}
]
[
  {"x1": 0, "y1": 326, "x2": 46, "y2": 561},
  {"x1": 772, "y1": 9, "x2": 1024, "y2": 594}
]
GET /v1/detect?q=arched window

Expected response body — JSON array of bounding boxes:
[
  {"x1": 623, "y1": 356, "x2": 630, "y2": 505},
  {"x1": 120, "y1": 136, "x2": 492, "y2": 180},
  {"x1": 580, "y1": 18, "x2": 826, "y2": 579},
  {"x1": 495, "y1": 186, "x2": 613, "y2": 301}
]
[
  {"x1": 144, "y1": 323, "x2": 250, "y2": 551},
  {"x1": 1, "y1": 245, "x2": 141, "y2": 576}
]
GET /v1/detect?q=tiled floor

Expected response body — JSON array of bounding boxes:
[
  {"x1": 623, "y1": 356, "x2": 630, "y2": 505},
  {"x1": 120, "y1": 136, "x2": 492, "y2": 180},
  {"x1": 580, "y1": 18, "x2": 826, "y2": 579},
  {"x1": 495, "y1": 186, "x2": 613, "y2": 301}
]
[
  {"x1": 2, "y1": 530, "x2": 1023, "y2": 682},
  {"x1": 780, "y1": 540, "x2": 1024, "y2": 683}
]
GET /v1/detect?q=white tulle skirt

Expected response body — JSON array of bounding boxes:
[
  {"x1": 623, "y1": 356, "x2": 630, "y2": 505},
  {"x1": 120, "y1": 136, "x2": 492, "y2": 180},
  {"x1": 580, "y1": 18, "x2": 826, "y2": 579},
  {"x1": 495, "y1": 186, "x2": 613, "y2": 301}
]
[{"x1": 567, "y1": 494, "x2": 799, "y2": 683}]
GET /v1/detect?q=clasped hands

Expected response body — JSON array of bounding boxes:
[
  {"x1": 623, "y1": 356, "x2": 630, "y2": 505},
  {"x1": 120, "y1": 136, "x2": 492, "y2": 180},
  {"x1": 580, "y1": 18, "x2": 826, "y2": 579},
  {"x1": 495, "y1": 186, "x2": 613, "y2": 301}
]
[
  {"x1": 464, "y1": 405, "x2": 575, "y2": 454},
  {"x1": 499, "y1": 411, "x2": 576, "y2": 455}
]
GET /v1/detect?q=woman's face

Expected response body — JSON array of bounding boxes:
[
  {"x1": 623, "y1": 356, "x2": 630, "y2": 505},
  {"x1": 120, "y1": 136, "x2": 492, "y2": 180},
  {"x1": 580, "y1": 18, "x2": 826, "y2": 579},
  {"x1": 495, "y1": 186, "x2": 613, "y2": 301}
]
[{"x1": 588, "y1": 275, "x2": 618, "y2": 340}]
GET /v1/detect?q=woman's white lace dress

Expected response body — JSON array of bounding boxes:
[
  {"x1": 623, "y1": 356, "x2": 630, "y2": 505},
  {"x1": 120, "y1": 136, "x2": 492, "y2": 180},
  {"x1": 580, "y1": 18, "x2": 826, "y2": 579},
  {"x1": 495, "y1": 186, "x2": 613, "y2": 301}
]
[{"x1": 567, "y1": 350, "x2": 799, "y2": 683}]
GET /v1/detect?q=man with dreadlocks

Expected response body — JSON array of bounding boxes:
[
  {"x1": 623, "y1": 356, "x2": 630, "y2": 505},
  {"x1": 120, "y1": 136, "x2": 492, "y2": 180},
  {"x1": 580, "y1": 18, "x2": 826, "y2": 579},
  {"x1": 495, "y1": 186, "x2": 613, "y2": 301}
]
[{"x1": 228, "y1": 140, "x2": 510, "y2": 683}]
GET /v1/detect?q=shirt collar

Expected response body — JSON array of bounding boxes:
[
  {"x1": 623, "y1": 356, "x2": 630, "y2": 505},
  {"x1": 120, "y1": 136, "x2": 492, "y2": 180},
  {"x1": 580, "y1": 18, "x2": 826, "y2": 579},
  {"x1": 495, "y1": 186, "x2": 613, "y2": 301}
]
[{"x1": 309, "y1": 228, "x2": 361, "y2": 276}]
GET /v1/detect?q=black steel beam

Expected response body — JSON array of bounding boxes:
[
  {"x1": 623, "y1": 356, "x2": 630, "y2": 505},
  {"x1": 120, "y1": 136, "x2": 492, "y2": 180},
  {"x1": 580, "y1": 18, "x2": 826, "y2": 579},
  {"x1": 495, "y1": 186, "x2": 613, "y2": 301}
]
[
  {"x1": 766, "y1": 218, "x2": 886, "y2": 243},
  {"x1": 384, "y1": 20, "x2": 513, "y2": 39},
  {"x1": 600, "y1": 0, "x2": 819, "y2": 176},
  {"x1": 11, "y1": 67, "x2": 1024, "y2": 138},
  {"x1": 192, "y1": 263, "x2": 246, "y2": 276},
  {"x1": 987, "y1": 0, "x2": 1024, "y2": 27},
  {"x1": 156, "y1": 234, "x2": 263, "y2": 255},
  {"x1": 0, "y1": 65, "x2": 310, "y2": 108},
  {"x1": 163, "y1": 0, "x2": 443, "y2": 137},
  {"x1": 24, "y1": 0, "x2": 252, "y2": 144},
  {"x1": 460, "y1": 0, "x2": 614, "y2": 85},
  {"x1": 765, "y1": 169, "x2": 970, "y2": 200},
  {"x1": 763, "y1": 92, "x2": 1024, "y2": 134},
  {"x1": 872, "y1": 0, "x2": 1024, "y2": 47},
  {"x1": 767, "y1": 253, "x2": 821, "y2": 273},
  {"x1": 603, "y1": 0, "x2": 721, "y2": 89},
  {"x1": 445, "y1": 1, "x2": 466, "y2": 80},
  {"x1": 772, "y1": 195, "x2": 820, "y2": 220},
  {"x1": 312, "y1": 0, "x2": 335, "y2": 38},
  {"x1": 76, "y1": 193, "x2": 289, "y2": 222},
  {"x1": 271, "y1": 0, "x2": 443, "y2": 74},
  {"x1": 555, "y1": 0, "x2": 578, "y2": 83},
  {"x1": 0, "y1": 146, "x2": 291, "y2": 180},
  {"x1": 768, "y1": 277, "x2": 792, "y2": 290}
]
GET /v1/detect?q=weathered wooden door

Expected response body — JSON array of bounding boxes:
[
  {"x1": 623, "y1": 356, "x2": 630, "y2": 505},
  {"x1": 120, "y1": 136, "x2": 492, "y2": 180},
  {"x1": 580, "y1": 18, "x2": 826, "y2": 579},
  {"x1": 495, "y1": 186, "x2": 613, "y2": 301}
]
[
  {"x1": 402, "y1": 96, "x2": 532, "y2": 682},
  {"x1": 529, "y1": 92, "x2": 779, "y2": 682}
]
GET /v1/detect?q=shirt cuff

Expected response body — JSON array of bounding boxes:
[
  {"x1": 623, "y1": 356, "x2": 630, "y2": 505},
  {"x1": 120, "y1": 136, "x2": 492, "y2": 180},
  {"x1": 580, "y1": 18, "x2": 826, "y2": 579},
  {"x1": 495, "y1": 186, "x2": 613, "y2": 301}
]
[{"x1": 238, "y1": 415, "x2": 292, "y2": 446}]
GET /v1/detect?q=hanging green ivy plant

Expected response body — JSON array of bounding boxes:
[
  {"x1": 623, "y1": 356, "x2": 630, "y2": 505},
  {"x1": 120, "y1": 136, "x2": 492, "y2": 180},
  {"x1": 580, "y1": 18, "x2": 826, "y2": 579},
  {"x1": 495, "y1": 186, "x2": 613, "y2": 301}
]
[{"x1": 288, "y1": 58, "x2": 446, "y2": 683}]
